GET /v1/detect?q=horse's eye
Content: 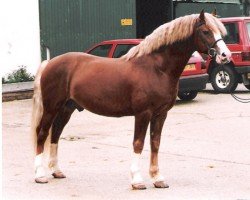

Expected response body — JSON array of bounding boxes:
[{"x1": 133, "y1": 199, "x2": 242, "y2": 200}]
[{"x1": 203, "y1": 31, "x2": 210, "y2": 35}]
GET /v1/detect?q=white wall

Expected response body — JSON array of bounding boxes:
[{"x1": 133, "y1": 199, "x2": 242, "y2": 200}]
[{"x1": 0, "y1": 0, "x2": 41, "y2": 77}]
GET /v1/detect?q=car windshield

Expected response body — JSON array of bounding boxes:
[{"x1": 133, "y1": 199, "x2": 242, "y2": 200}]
[{"x1": 247, "y1": 22, "x2": 250, "y2": 40}]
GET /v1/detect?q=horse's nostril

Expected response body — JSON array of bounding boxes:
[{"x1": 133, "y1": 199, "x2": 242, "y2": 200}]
[
  {"x1": 221, "y1": 52, "x2": 226, "y2": 57},
  {"x1": 221, "y1": 57, "x2": 230, "y2": 64}
]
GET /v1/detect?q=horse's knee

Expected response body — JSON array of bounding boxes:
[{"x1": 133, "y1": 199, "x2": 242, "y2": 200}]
[{"x1": 133, "y1": 140, "x2": 144, "y2": 153}]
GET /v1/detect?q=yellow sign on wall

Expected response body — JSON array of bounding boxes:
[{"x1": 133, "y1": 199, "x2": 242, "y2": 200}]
[{"x1": 121, "y1": 18, "x2": 133, "y2": 26}]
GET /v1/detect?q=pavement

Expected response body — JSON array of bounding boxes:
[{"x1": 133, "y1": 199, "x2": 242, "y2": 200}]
[{"x1": 2, "y1": 85, "x2": 250, "y2": 200}]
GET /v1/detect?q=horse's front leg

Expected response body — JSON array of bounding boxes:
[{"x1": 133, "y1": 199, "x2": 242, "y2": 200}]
[
  {"x1": 130, "y1": 111, "x2": 151, "y2": 190},
  {"x1": 149, "y1": 111, "x2": 169, "y2": 188}
]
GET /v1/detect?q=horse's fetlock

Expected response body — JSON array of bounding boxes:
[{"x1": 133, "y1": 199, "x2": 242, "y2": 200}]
[{"x1": 149, "y1": 166, "x2": 159, "y2": 177}]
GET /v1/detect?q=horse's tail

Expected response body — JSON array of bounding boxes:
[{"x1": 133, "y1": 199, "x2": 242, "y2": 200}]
[{"x1": 31, "y1": 60, "x2": 49, "y2": 154}]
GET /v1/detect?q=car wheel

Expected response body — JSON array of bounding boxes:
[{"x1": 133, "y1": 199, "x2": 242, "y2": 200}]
[
  {"x1": 178, "y1": 91, "x2": 198, "y2": 101},
  {"x1": 210, "y1": 65, "x2": 238, "y2": 93},
  {"x1": 244, "y1": 84, "x2": 250, "y2": 90}
]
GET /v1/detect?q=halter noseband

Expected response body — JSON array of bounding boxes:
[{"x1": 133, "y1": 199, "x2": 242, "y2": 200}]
[{"x1": 207, "y1": 38, "x2": 223, "y2": 57}]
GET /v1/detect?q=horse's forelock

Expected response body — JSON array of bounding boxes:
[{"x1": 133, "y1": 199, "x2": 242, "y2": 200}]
[{"x1": 204, "y1": 13, "x2": 227, "y2": 36}]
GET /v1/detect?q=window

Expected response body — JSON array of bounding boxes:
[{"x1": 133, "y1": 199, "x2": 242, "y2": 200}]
[
  {"x1": 113, "y1": 44, "x2": 136, "y2": 58},
  {"x1": 246, "y1": 22, "x2": 250, "y2": 40},
  {"x1": 88, "y1": 44, "x2": 112, "y2": 57},
  {"x1": 223, "y1": 23, "x2": 239, "y2": 44}
]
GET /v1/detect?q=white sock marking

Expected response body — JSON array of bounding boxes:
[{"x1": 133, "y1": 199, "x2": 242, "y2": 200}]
[
  {"x1": 151, "y1": 173, "x2": 165, "y2": 183},
  {"x1": 130, "y1": 153, "x2": 144, "y2": 185},
  {"x1": 34, "y1": 153, "x2": 46, "y2": 178},
  {"x1": 48, "y1": 144, "x2": 60, "y2": 173}
]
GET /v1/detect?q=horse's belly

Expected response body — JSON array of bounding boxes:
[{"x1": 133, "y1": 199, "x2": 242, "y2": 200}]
[
  {"x1": 79, "y1": 98, "x2": 134, "y2": 117},
  {"x1": 72, "y1": 84, "x2": 134, "y2": 117}
]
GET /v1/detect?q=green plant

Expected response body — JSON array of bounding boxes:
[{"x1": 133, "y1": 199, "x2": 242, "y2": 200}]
[
  {"x1": 2, "y1": 77, "x2": 6, "y2": 84},
  {"x1": 2, "y1": 66, "x2": 34, "y2": 84}
]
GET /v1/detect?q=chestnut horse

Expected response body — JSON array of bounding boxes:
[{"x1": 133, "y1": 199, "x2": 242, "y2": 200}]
[{"x1": 32, "y1": 11, "x2": 231, "y2": 189}]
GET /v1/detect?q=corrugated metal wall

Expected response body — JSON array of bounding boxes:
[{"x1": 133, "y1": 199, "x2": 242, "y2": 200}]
[
  {"x1": 39, "y1": 0, "x2": 136, "y2": 60},
  {"x1": 174, "y1": 2, "x2": 243, "y2": 18}
]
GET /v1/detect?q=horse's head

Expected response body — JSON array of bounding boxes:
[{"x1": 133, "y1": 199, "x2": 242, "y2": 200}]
[{"x1": 194, "y1": 10, "x2": 231, "y2": 64}]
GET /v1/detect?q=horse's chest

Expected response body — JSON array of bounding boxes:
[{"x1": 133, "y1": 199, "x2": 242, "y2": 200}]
[
  {"x1": 152, "y1": 85, "x2": 177, "y2": 106},
  {"x1": 132, "y1": 82, "x2": 178, "y2": 113}
]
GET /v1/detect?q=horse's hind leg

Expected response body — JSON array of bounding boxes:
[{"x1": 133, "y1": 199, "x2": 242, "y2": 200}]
[
  {"x1": 35, "y1": 110, "x2": 57, "y2": 183},
  {"x1": 149, "y1": 111, "x2": 169, "y2": 188},
  {"x1": 49, "y1": 101, "x2": 76, "y2": 179}
]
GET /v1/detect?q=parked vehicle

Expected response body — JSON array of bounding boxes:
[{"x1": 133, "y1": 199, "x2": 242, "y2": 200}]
[
  {"x1": 206, "y1": 17, "x2": 250, "y2": 92},
  {"x1": 85, "y1": 39, "x2": 208, "y2": 101}
]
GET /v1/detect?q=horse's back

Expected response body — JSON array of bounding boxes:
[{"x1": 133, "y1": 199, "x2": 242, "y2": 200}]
[{"x1": 41, "y1": 52, "x2": 120, "y2": 88}]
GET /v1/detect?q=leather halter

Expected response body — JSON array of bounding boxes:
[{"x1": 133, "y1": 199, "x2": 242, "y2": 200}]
[
  {"x1": 207, "y1": 38, "x2": 223, "y2": 57},
  {"x1": 199, "y1": 31, "x2": 223, "y2": 57},
  {"x1": 196, "y1": 21, "x2": 223, "y2": 57}
]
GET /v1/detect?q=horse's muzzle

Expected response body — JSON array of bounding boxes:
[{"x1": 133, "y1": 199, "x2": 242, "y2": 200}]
[{"x1": 216, "y1": 52, "x2": 232, "y2": 65}]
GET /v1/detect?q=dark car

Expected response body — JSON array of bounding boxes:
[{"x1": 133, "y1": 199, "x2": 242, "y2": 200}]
[{"x1": 85, "y1": 39, "x2": 209, "y2": 101}]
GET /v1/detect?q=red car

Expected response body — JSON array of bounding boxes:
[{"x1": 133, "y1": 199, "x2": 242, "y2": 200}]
[
  {"x1": 85, "y1": 39, "x2": 208, "y2": 101},
  {"x1": 206, "y1": 17, "x2": 250, "y2": 92}
]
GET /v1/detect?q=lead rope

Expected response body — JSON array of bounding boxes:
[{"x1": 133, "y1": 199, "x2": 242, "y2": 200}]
[
  {"x1": 230, "y1": 93, "x2": 250, "y2": 103},
  {"x1": 220, "y1": 64, "x2": 250, "y2": 103}
]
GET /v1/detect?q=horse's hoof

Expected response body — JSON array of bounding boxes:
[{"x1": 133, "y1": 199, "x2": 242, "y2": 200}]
[
  {"x1": 35, "y1": 176, "x2": 48, "y2": 184},
  {"x1": 132, "y1": 183, "x2": 147, "y2": 190},
  {"x1": 52, "y1": 171, "x2": 66, "y2": 179},
  {"x1": 153, "y1": 181, "x2": 169, "y2": 188}
]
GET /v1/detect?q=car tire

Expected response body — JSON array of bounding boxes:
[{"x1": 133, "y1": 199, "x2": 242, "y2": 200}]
[
  {"x1": 244, "y1": 84, "x2": 250, "y2": 90},
  {"x1": 210, "y1": 65, "x2": 238, "y2": 93},
  {"x1": 178, "y1": 91, "x2": 198, "y2": 101}
]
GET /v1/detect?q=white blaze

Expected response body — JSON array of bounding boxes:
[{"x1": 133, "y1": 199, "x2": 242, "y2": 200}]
[{"x1": 213, "y1": 33, "x2": 232, "y2": 64}]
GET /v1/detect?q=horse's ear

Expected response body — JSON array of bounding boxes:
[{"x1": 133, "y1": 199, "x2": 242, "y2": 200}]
[
  {"x1": 211, "y1": 8, "x2": 217, "y2": 17},
  {"x1": 199, "y1": 9, "x2": 205, "y2": 22}
]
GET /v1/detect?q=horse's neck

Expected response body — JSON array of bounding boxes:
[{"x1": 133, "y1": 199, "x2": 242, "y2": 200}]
[{"x1": 152, "y1": 36, "x2": 195, "y2": 78}]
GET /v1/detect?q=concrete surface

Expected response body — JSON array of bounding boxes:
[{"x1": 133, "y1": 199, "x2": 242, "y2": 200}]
[
  {"x1": 2, "y1": 82, "x2": 34, "y2": 93},
  {"x1": 2, "y1": 87, "x2": 250, "y2": 200},
  {"x1": 2, "y1": 82, "x2": 34, "y2": 102}
]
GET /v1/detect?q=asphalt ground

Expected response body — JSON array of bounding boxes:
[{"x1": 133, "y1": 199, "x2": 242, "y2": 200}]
[{"x1": 2, "y1": 84, "x2": 250, "y2": 200}]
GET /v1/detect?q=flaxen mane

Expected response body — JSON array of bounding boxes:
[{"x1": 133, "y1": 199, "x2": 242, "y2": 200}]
[{"x1": 123, "y1": 13, "x2": 226, "y2": 60}]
